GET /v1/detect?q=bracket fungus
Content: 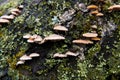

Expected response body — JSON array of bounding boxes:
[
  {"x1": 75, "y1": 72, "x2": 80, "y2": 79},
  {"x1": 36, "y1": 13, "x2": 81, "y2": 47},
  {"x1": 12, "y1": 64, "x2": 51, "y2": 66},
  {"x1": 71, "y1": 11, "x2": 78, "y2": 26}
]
[
  {"x1": 72, "y1": 39, "x2": 93, "y2": 44},
  {"x1": 23, "y1": 34, "x2": 32, "y2": 39},
  {"x1": 65, "y1": 51, "x2": 79, "y2": 57},
  {"x1": 18, "y1": 5, "x2": 24, "y2": 9},
  {"x1": 87, "y1": 5, "x2": 98, "y2": 10},
  {"x1": 44, "y1": 34, "x2": 65, "y2": 41},
  {"x1": 82, "y1": 33, "x2": 98, "y2": 38},
  {"x1": 53, "y1": 25, "x2": 68, "y2": 31},
  {"x1": 53, "y1": 53, "x2": 67, "y2": 58},
  {"x1": 34, "y1": 36, "x2": 42, "y2": 42},
  {"x1": 91, "y1": 37, "x2": 101, "y2": 41},
  {"x1": 10, "y1": 8, "x2": 21, "y2": 14},
  {"x1": 0, "y1": 18, "x2": 10, "y2": 24},
  {"x1": 108, "y1": 5, "x2": 120, "y2": 11},
  {"x1": 1, "y1": 15, "x2": 15, "y2": 20},
  {"x1": 16, "y1": 60, "x2": 25, "y2": 66},
  {"x1": 20, "y1": 54, "x2": 32, "y2": 61},
  {"x1": 29, "y1": 53, "x2": 40, "y2": 58},
  {"x1": 96, "y1": 13, "x2": 104, "y2": 17}
]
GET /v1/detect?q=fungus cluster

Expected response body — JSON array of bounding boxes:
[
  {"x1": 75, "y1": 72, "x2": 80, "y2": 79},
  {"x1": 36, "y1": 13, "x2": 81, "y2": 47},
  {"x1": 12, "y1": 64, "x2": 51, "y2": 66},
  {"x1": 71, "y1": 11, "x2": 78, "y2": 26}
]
[
  {"x1": 0, "y1": 5, "x2": 24, "y2": 26},
  {"x1": 16, "y1": 53, "x2": 40, "y2": 65}
]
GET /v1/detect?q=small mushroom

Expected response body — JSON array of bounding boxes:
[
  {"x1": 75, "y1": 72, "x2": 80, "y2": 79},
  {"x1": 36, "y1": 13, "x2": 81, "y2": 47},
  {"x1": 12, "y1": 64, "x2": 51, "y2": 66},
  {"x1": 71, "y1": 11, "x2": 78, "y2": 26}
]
[
  {"x1": 87, "y1": 5, "x2": 98, "y2": 10},
  {"x1": 27, "y1": 38, "x2": 35, "y2": 43},
  {"x1": 16, "y1": 60, "x2": 25, "y2": 65},
  {"x1": 0, "y1": 18, "x2": 10, "y2": 23},
  {"x1": 23, "y1": 34, "x2": 32, "y2": 39},
  {"x1": 29, "y1": 53, "x2": 40, "y2": 57},
  {"x1": 1, "y1": 15, "x2": 15, "y2": 20},
  {"x1": 91, "y1": 37, "x2": 101, "y2": 41},
  {"x1": 10, "y1": 8, "x2": 21, "y2": 14},
  {"x1": 18, "y1": 5, "x2": 24, "y2": 9},
  {"x1": 91, "y1": 25, "x2": 97, "y2": 29},
  {"x1": 20, "y1": 54, "x2": 32, "y2": 60},
  {"x1": 53, "y1": 53, "x2": 67, "y2": 58},
  {"x1": 82, "y1": 33, "x2": 98, "y2": 37},
  {"x1": 44, "y1": 34, "x2": 65, "y2": 41},
  {"x1": 53, "y1": 25, "x2": 68, "y2": 31},
  {"x1": 108, "y1": 5, "x2": 120, "y2": 11},
  {"x1": 90, "y1": 10, "x2": 99, "y2": 15},
  {"x1": 72, "y1": 39, "x2": 93, "y2": 44},
  {"x1": 34, "y1": 36, "x2": 42, "y2": 42},
  {"x1": 65, "y1": 51, "x2": 79, "y2": 57},
  {"x1": 96, "y1": 13, "x2": 104, "y2": 17},
  {"x1": 11, "y1": 11, "x2": 19, "y2": 16}
]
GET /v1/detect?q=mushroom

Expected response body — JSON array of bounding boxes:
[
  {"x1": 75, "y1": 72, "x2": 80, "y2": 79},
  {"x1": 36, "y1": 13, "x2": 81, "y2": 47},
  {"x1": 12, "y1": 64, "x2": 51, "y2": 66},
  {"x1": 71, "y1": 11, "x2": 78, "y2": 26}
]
[
  {"x1": 65, "y1": 51, "x2": 79, "y2": 57},
  {"x1": 0, "y1": 18, "x2": 10, "y2": 23},
  {"x1": 11, "y1": 11, "x2": 19, "y2": 16},
  {"x1": 53, "y1": 53, "x2": 67, "y2": 58},
  {"x1": 16, "y1": 60, "x2": 25, "y2": 65},
  {"x1": 90, "y1": 10, "x2": 99, "y2": 15},
  {"x1": 91, "y1": 37, "x2": 101, "y2": 41},
  {"x1": 53, "y1": 25, "x2": 68, "y2": 31},
  {"x1": 82, "y1": 33, "x2": 98, "y2": 38},
  {"x1": 10, "y1": 8, "x2": 21, "y2": 14},
  {"x1": 87, "y1": 5, "x2": 98, "y2": 10},
  {"x1": 91, "y1": 25, "x2": 97, "y2": 29},
  {"x1": 1, "y1": 15, "x2": 15, "y2": 20},
  {"x1": 29, "y1": 53, "x2": 40, "y2": 57},
  {"x1": 96, "y1": 13, "x2": 104, "y2": 17},
  {"x1": 20, "y1": 54, "x2": 32, "y2": 60},
  {"x1": 44, "y1": 34, "x2": 65, "y2": 41},
  {"x1": 18, "y1": 5, "x2": 24, "y2": 9},
  {"x1": 72, "y1": 39, "x2": 93, "y2": 44},
  {"x1": 34, "y1": 35, "x2": 42, "y2": 42},
  {"x1": 27, "y1": 38, "x2": 35, "y2": 43},
  {"x1": 108, "y1": 5, "x2": 120, "y2": 11},
  {"x1": 23, "y1": 34, "x2": 32, "y2": 39}
]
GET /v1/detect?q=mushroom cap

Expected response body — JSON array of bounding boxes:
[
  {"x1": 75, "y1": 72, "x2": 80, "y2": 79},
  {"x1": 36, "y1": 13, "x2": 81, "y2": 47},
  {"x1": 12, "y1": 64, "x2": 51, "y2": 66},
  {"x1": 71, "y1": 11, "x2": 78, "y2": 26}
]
[
  {"x1": 87, "y1": 5, "x2": 98, "y2": 9},
  {"x1": 23, "y1": 34, "x2": 31, "y2": 39},
  {"x1": 82, "y1": 33, "x2": 98, "y2": 37},
  {"x1": 10, "y1": 8, "x2": 21, "y2": 13},
  {"x1": 65, "y1": 51, "x2": 79, "y2": 57},
  {"x1": 45, "y1": 34, "x2": 65, "y2": 41},
  {"x1": 27, "y1": 38, "x2": 35, "y2": 43},
  {"x1": 20, "y1": 55, "x2": 32, "y2": 60},
  {"x1": 11, "y1": 11, "x2": 19, "y2": 16},
  {"x1": 18, "y1": 5, "x2": 24, "y2": 9},
  {"x1": 90, "y1": 10, "x2": 99, "y2": 15},
  {"x1": 91, "y1": 37, "x2": 101, "y2": 41},
  {"x1": 0, "y1": 18, "x2": 10, "y2": 23},
  {"x1": 53, "y1": 25, "x2": 68, "y2": 31},
  {"x1": 16, "y1": 60, "x2": 25, "y2": 65},
  {"x1": 108, "y1": 5, "x2": 120, "y2": 10},
  {"x1": 1, "y1": 15, "x2": 15, "y2": 20},
  {"x1": 72, "y1": 39, "x2": 93, "y2": 44},
  {"x1": 34, "y1": 36, "x2": 42, "y2": 42},
  {"x1": 53, "y1": 53, "x2": 67, "y2": 58},
  {"x1": 29, "y1": 53, "x2": 40, "y2": 57},
  {"x1": 96, "y1": 13, "x2": 104, "y2": 17},
  {"x1": 31, "y1": 34, "x2": 38, "y2": 39},
  {"x1": 91, "y1": 25, "x2": 97, "y2": 29}
]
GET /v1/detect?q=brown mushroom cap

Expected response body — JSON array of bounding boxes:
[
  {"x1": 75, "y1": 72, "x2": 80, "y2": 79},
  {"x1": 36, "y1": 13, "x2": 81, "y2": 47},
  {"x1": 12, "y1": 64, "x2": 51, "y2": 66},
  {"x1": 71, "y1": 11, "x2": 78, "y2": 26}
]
[
  {"x1": 27, "y1": 38, "x2": 35, "y2": 43},
  {"x1": 20, "y1": 55, "x2": 32, "y2": 60},
  {"x1": 1, "y1": 15, "x2": 15, "y2": 20},
  {"x1": 90, "y1": 10, "x2": 99, "y2": 15},
  {"x1": 45, "y1": 34, "x2": 65, "y2": 41},
  {"x1": 53, "y1": 25, "x2": 68, "y2": 31},
  {"x1": 72, "y1": 39, "x2": 93, "y2": 44},
  {"x1": 0, "y1": 18, "x2": 10, "y2": 23},
  {"x1": 91, "y1": 37, "x2": 101, "y2": 41},
  {"x1": 96, "y1": 13, "x2": 104, "y2": 17},
  {"x1": 65, "y1": 51, "x2": 79, "y2": 56},
  {"x1": 53, "y1": 53, "x2": 67, "y2": 58},
  {"x1": 87, "y1": 5, "x2": 98, "y2": 10},
  {"x1": 82, "y1": 33, "x2": 98, "y2": 37},
  {"x1": 108, "y1": 5, "x2": 120, "y2": 11}
]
